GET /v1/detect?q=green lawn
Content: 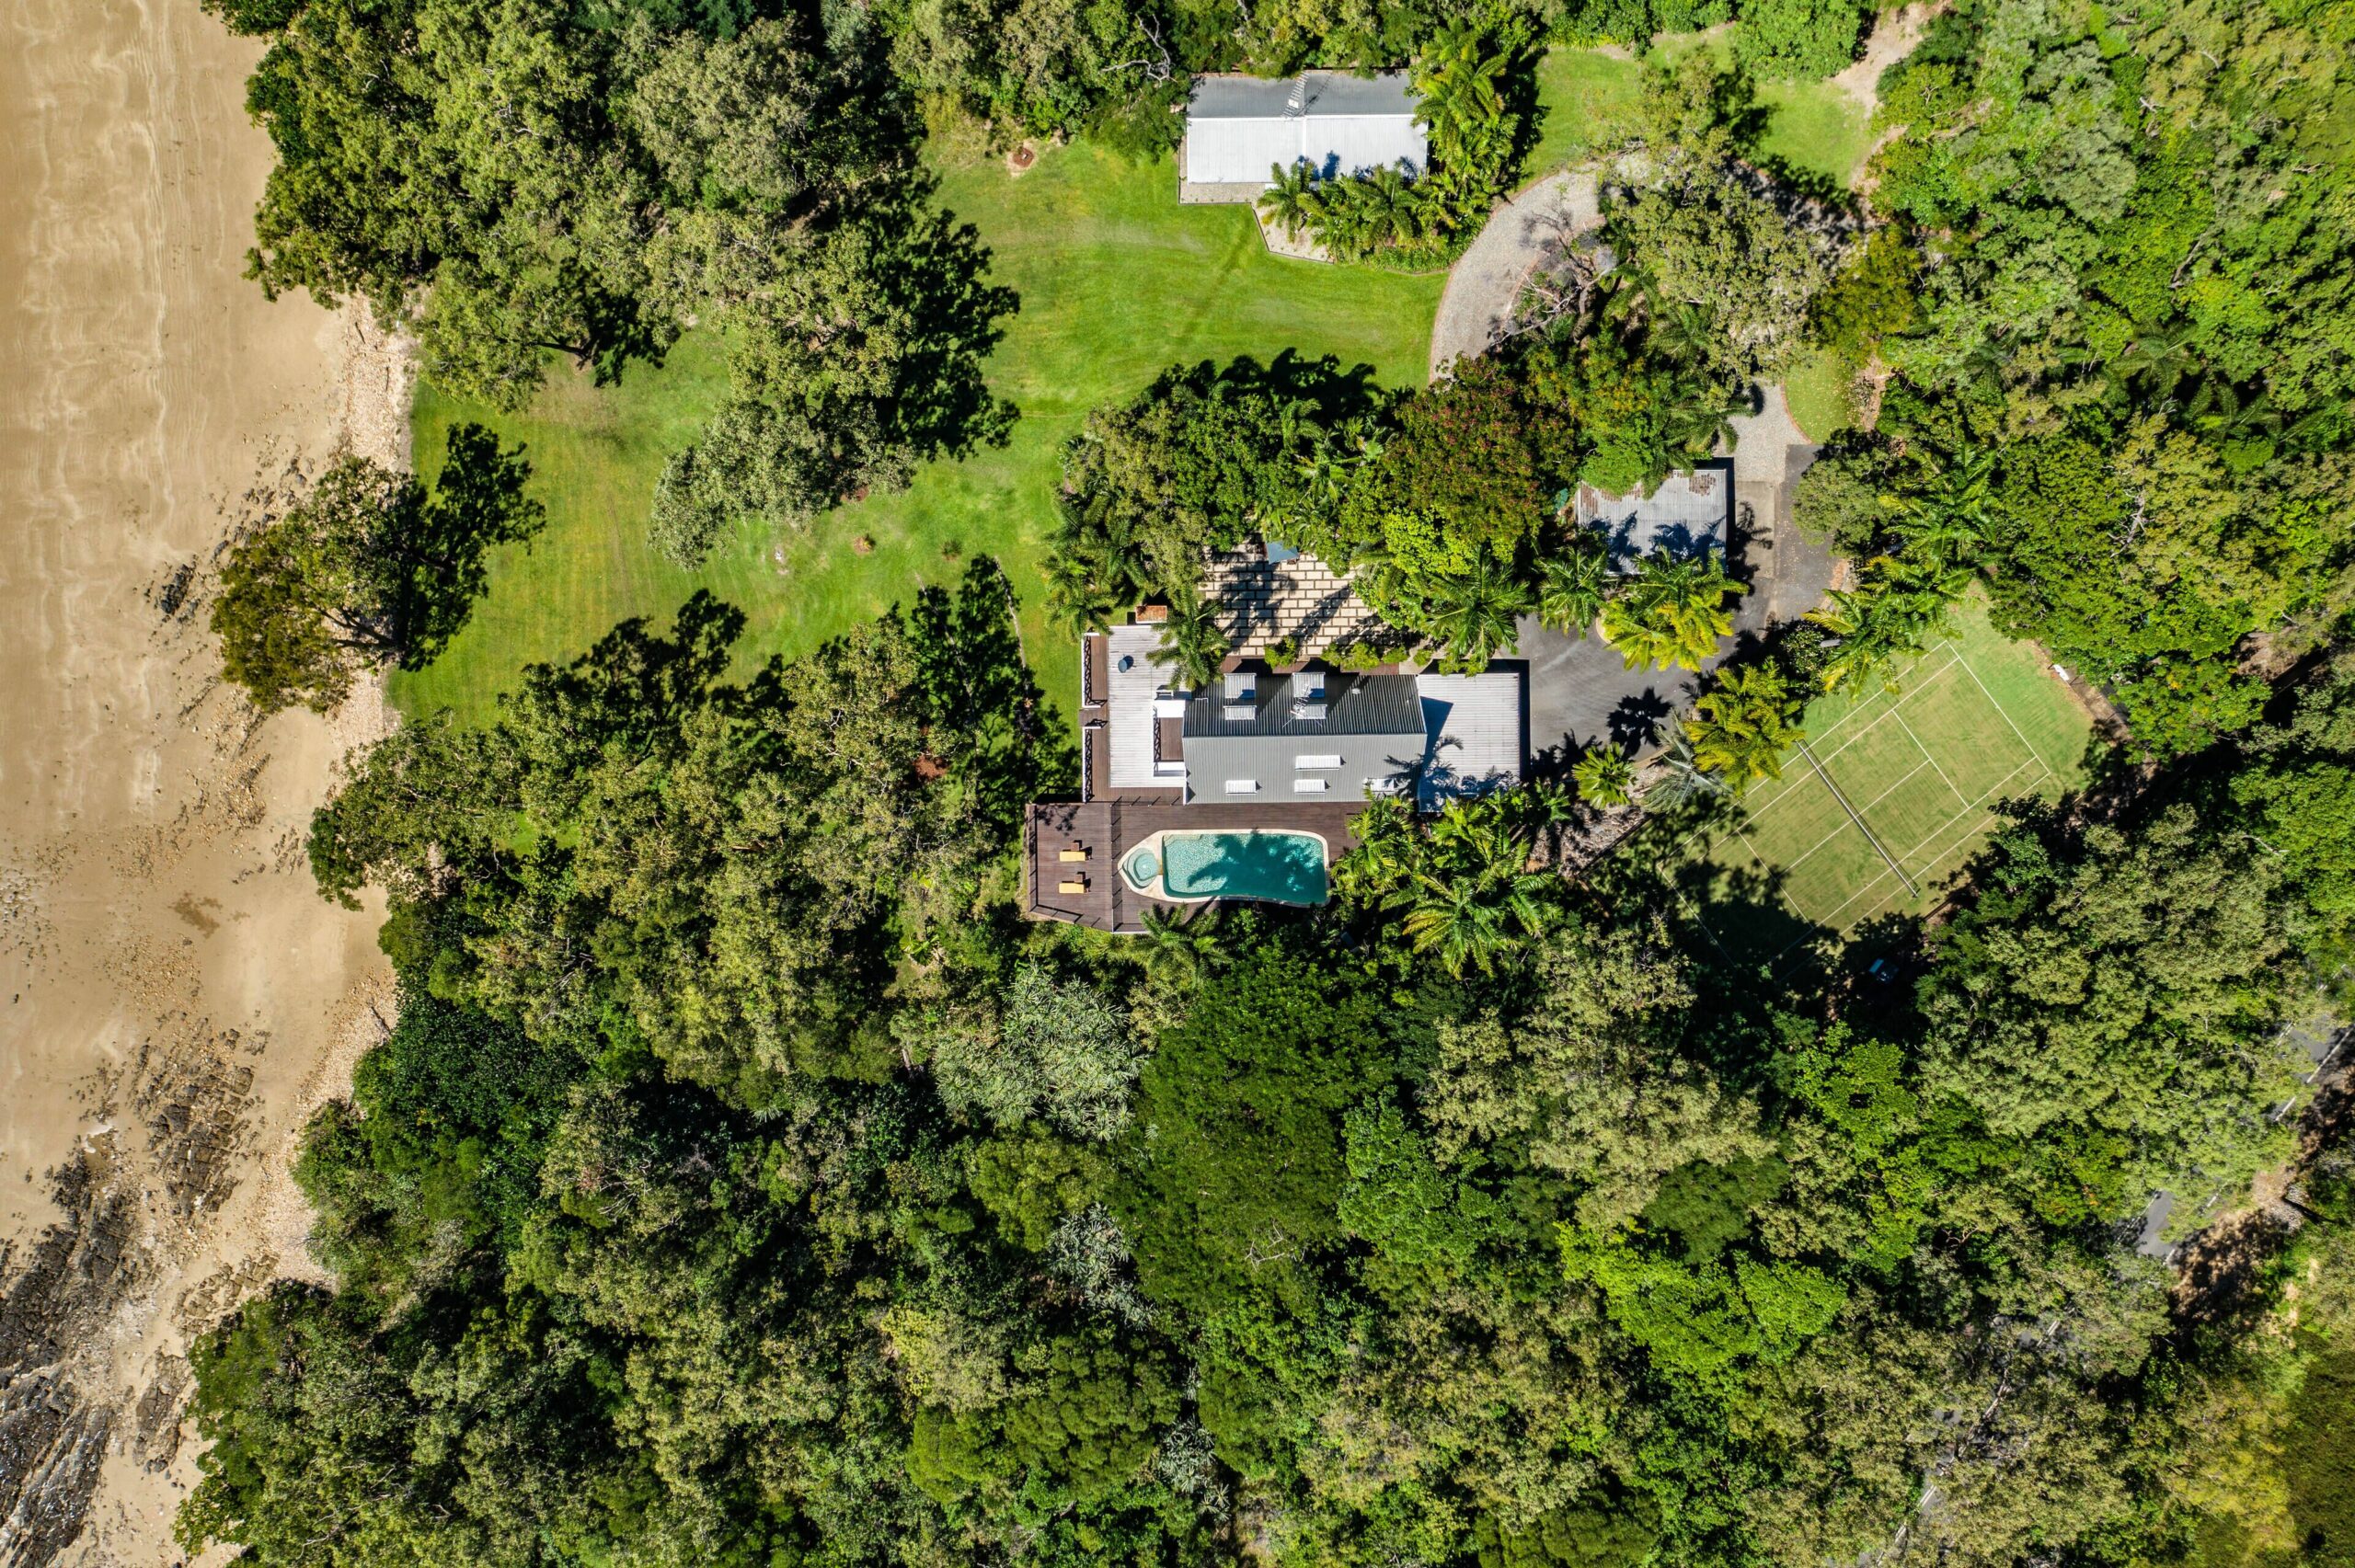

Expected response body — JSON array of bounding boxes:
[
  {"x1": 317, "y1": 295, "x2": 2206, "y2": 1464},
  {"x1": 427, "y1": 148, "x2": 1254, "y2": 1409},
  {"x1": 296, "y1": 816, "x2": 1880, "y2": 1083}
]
[
  {"x1": 1674, "y1": 599, "x2": 2094, "y2": 968},
  {"x1": 392, "y1": 143, "x2": 1443, "y2": 723},
  {"x1": 1783, "y1": 347, "x2": 1856, "y2": 440},
  {"x1": 1534, "y1": 35, "x2": 1876, "y2": 192},
  {"x1": 1753, "y1": 74, "x2": 1876, "y2": 190},
  {"x1": 1528, "y1": 46, "x2": 1651, "y2": 177}
]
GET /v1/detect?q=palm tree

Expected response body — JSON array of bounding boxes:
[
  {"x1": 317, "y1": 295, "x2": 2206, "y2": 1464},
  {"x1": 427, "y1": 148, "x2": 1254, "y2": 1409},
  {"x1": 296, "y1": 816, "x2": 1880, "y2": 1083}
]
[
  {"x1": 1599, "y1": 548, "x2": 1746, "y2": 671},
  {"x1": 1310, "y1": 179, "x2": 1375, "y2": 261},
  {"x1": 1360, "y1": 165, "x2": 1424, "y2": 249},
  {"x1": 2114, "y1": 325, "x2": 2200, "y2": 393},
  {"x1": 1660, "y1": 372, "x2": 1748, "y2": 460},
  {"x1": 1572, "y1": 748, "x2": 1636, "y2": 808},
  {"x1": 1648, "y1": 302, "x2": 1718, "y2": 373},
  {"x1": 1808, "y1": 549, "x2": 1974, "y2": 693},
  {"x1": 1686, "y1": 664, "x2": 1804, "y2": 789},
  {"x1": 2188, "y1": 377, "x2": 2287, "y2": 466},
  {"x1": 1645, "y1": 713, "x2": 1729, "y2": 810},
  {"x1": 1892, "y1": 445, "x2": 1997, "y2": 566},
  {"x1": 1401, "y1": 814, "x2": 1552, "y2": 976},
  {"x1": 1404, "y1": 874, "x2": 1521, "y2": 977},
  {"x1": 1044, "y1": 554, "x2": 1124, "y2": 636},
  {"x1": 1141, "y1": 905, "x2": 1222, "y2": 977},
  {"x1": 1258, "y1": 159, "x2": 1318, "y2": 240},
  {"x1": 1535, "y1": 538, "x2": 1608, "y2": 636},
  {"x1": 1412, "y1": 24, "x2": 1509, "y2": 145},
  {"x1": 1332, "y1": 795, "x2": 1419, "y2": 904},
  {"x1": 1423, "y1": 553, "x2": 1534, "y2": 670},
  {"x1": 1147, "y1": 580, "x2": 1232, "y2": 692}
]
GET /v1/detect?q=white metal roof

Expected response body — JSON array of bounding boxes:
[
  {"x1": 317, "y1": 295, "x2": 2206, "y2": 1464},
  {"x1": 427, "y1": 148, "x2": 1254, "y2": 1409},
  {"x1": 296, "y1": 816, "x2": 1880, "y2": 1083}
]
[
  {"x1": 1576, "y1": 458, "x2": 1735, "y2": 574},
  {"x1": 1186, "y1": 71, "x2": 1428, "y2": 187},
  {"x1": 1106, "y1": 623, "x2": 1178, "y2": 792},
  {"x1": 1416, "y1": 671, "x2": 1523, "y2": 808}
]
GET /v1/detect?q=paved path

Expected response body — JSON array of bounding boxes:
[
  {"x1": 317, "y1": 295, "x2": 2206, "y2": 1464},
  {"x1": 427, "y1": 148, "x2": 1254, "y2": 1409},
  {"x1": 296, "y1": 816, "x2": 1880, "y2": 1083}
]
[
  {"x1": 1427, "y1": 168, "x2": 1600, "y2": 380},
  {"x1": 1724, "y1": 383, "x2": 1833, "y2": 625}
]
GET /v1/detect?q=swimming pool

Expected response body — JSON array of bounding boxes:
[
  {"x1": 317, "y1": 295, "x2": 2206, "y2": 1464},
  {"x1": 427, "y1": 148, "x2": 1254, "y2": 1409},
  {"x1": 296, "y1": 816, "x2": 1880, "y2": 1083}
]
[{"x1": 1148, "y1": 830, "x2": 1329, "y2": 905}]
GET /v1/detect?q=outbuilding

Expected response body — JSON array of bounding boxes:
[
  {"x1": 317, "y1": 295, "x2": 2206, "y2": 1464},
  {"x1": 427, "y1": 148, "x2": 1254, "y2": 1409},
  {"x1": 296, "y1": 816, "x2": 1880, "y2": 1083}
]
[{"x1": 1179, "y1": 71, "x2": 1427, "y2": 199}]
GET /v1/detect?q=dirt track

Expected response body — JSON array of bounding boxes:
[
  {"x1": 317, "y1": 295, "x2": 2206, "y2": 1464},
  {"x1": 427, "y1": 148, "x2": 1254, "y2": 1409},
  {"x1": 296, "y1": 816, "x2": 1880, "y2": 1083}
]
[{"x1": 0, "y1": 2, "x2": 408, "y2": 1560}]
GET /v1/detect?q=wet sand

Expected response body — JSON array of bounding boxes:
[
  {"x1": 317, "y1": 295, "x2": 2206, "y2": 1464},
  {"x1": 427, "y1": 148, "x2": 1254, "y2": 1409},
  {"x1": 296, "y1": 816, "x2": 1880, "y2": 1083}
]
[{"x1": 0, "y1": 1, "x2": 408, "y2": 1559}]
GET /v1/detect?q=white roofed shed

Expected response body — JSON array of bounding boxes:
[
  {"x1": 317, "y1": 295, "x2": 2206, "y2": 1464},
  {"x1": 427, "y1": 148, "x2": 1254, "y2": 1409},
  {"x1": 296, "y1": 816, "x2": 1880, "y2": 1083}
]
[{"x1": 1184, "y1": 71, "x2": 1427, "y2": 189}]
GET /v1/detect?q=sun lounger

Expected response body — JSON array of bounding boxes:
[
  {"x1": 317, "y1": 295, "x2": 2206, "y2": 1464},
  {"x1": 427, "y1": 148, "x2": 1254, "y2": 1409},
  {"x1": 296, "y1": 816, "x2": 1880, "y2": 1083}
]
[
  {"x1": 1058, "y1": 846, "x2": 1086, "y2": 863},
  {"x1": 1057, "y1": 878, "x2": 1087, "y2": 895}
]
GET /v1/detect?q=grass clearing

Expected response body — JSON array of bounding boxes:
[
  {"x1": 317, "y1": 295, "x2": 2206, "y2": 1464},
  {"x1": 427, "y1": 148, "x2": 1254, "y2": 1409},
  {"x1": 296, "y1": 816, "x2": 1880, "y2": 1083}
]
[
  {"x1": 1753, "y1": 74, "x2": 1876, "y2": 189},
  {"x1": 1783, "y1": 347, "x2": 1857, "y2": 440},
  {"x1": 1674, "y1": 598, "x2": 2094, "y2": 969},
  {"x1": 1528, "y1": 47, "x2": 1650, "y2": 175},
  {"x1": 392, "y1": 143, "x2": 1443, "y2": 724},
  {"x1": 1544, "y1": 32, "x2": 1873, "y2": 190}
]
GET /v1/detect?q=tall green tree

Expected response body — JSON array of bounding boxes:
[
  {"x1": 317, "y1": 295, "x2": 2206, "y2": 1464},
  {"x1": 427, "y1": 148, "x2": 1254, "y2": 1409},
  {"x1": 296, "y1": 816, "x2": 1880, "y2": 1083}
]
[{"x1": 212, "y1": 426, "x2": 541, "y2": 713}]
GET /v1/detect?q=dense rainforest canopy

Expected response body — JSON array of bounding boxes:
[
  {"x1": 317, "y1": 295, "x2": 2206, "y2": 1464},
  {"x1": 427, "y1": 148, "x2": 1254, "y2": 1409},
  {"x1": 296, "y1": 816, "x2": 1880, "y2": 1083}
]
[
  {"x1": 181, "y1": 578, "x2": 2355, "y2": 1568},
  {"x1": 189, "y1": 0, "x2": 2355, "y2": 1562}
]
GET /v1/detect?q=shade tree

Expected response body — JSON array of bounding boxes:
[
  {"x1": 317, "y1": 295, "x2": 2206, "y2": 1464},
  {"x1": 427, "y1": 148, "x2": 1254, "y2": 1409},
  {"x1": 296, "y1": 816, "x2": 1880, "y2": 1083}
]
[{"x1": 212, "y1": 426, "x2": 542, "y2": 713}]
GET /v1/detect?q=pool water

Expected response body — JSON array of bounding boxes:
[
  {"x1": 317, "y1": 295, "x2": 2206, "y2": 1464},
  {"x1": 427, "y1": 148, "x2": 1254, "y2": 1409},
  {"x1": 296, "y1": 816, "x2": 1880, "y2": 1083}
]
[
  {"x1": 1122, "y1": 848, "x2": 1160, "y2": 887},
  {"x1": 1159, "y1": 830, "x2": 1328, "y2": 905}
]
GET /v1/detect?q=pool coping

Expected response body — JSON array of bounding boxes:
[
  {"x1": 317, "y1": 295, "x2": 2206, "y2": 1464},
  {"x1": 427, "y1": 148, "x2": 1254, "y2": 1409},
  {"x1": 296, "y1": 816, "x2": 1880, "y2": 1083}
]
[{"x1": 1119, "y1": 828, "x2": 1334, "y2": 907}]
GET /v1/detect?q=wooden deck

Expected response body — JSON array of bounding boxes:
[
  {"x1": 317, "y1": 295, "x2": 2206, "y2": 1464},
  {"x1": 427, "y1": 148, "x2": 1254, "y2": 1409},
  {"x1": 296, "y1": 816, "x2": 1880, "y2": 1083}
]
[{"x1": 1025, "y1": 798, "x2": 1368, "y2": 933}]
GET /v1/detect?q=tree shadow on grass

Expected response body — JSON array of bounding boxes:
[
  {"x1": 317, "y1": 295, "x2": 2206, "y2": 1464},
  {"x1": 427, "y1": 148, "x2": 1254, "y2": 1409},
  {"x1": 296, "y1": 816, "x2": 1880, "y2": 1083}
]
[{"x1": 1655, "y1": 793, "x2": 1834, "y2": 974}]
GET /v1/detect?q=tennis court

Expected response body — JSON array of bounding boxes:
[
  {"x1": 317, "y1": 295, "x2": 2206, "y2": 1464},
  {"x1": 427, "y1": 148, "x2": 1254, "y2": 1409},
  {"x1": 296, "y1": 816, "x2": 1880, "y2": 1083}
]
[{"x1": 1678, "y1": 602, "x2": 2092, "y2": 967}]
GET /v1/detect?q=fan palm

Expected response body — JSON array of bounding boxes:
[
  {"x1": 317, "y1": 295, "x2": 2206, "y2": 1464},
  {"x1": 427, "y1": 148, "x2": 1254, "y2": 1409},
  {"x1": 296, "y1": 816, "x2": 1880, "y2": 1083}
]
[
  {"x1": 1146, "y1": 581, "x2": 1232, "y2": 692},
  {"x1": 1423, "y1": 553, "x2": 1534, "y2": 670}
]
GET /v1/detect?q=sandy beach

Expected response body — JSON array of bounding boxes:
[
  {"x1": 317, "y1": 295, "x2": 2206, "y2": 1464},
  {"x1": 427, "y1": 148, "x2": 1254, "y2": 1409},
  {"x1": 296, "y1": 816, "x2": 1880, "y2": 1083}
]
[{"x1": 0, "y1": 2, "x2": 408, "y2": 1560}]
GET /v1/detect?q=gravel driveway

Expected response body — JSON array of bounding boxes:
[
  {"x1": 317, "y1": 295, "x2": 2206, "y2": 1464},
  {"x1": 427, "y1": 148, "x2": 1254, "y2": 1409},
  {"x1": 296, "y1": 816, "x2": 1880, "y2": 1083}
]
[{"x1": 1427, "y1": 168, "x2": 1600, "y2": 380}]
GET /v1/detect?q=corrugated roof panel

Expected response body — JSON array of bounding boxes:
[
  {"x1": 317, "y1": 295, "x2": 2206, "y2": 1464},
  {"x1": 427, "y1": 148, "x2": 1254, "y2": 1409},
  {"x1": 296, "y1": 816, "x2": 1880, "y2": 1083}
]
[
  {"x1": 1416, "y1": 671, "x2": 1523, "y2": 808},
  {"x1": 1185, "y1": 71, "x2": 1427, "y2": 185}
]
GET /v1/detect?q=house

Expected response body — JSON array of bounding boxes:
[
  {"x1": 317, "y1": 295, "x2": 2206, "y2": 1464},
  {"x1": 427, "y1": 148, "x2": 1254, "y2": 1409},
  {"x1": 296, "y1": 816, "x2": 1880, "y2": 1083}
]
[
  {"x1": 1027, "y1": 572, "x2": 1524, "y2": 932},
  {"x1": 1575, "y1": 456, "x2": 1737, "y2": 574},
  {"x1": 1179, "y1": 71, "x2": 1427, "y2": 200},
  {"x1": 1180, "y1": 668, "x2": 1426, "y2": 805}
]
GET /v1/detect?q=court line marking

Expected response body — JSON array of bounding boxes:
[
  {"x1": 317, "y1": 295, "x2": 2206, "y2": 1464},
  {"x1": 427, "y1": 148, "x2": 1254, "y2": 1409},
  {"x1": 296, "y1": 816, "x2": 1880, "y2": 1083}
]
[
  {"x1": 1950, "y1": 646, "x2": 2062, "y2": 791},
  {"x1": 1680, "y1": 639, "x2": 2081, "y2": 966},
  {"x1": 1891, "y1": 707, "x2": 1972, "y2": 815}
]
